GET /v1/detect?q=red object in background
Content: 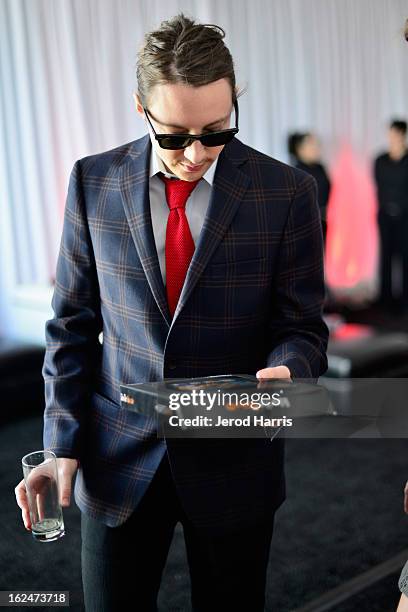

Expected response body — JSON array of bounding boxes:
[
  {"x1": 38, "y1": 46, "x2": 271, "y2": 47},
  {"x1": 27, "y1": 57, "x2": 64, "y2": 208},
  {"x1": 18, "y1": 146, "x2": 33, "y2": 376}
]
[
  {"x1": 325, "y1": 144, "x2": 379, "y2": 292},
  {"x1": 331, "y1": 322, "x2": 374, "y2": 341}
]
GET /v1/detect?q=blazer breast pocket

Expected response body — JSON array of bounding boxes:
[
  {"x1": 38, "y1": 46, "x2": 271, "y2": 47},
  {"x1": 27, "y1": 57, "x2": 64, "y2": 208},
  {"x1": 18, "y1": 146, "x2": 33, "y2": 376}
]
[
  {"x1": 197, "y1": 257, "x2": 272, "y2": 323},
  {"x1": 205, "y1": 257, "x2": 271, "y2": 288},
  {"x1": 208, "y1": 255, "x2": 266, "y2": 267}
]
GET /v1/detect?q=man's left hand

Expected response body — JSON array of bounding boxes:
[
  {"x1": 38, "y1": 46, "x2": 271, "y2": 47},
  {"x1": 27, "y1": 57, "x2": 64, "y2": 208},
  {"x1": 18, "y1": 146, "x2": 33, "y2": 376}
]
[{"x1": 256, "y1": 366, "x2": 291, "y2": 380}]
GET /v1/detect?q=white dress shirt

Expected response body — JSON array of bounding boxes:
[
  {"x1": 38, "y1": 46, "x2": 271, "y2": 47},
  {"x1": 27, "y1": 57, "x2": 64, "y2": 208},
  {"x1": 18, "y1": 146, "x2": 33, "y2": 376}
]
[{"x1": 149, "y1": 151, "x2": 218, "y2": 285}]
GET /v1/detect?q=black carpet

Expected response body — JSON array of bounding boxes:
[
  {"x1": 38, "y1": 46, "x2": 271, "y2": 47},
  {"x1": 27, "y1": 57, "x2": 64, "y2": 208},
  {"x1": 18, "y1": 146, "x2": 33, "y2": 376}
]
[{"x1": 2, "y1": 412, "x2": 408, "y2": 611}]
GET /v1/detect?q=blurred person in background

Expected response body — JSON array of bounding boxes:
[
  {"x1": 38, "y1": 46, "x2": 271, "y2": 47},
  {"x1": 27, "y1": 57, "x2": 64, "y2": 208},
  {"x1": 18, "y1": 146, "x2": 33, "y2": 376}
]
[
  {"x1": 374, "y1": 119, "x2": 408, "y2": 311},
  {"x1": 288, "y1": 132, "x2": 331, "y2": 243}
]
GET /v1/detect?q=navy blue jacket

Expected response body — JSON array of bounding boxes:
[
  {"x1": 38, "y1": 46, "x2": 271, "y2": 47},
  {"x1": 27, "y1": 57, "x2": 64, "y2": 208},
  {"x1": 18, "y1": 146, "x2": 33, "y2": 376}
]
[{"x1": 43, "y1": 135, "x2": 328, "y2": 528}]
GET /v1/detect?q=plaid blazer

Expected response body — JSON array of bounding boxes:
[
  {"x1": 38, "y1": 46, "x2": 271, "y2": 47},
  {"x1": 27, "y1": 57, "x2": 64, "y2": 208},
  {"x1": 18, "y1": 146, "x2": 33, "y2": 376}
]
[{"x1": 43, "y1": 135, "x2": 328, "y2": 528}]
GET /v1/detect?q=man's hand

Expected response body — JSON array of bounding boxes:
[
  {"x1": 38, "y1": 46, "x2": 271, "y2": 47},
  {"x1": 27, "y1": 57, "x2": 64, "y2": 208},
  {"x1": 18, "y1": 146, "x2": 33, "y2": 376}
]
[
  {"x1": 404, "y1": 480, "x2": 408, "y2": 514},
  {"x1": 15, "y1": 458, "x2": 78, "y2": 530},
  {"x1": 256, "y1": 366, "x2": 291, "y2": 380},
  {"x1": 397, "y1": 593, "x2": 408, "y2": 611}
]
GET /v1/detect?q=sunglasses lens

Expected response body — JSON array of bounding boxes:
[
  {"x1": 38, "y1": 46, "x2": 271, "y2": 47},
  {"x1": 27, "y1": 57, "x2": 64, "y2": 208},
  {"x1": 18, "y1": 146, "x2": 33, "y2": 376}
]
[
  {"x1": 158, "y1": 136, "x2": 192, "y2": 150},
  {"x1": 200, "y1": 131, "x2": 236, "y2": 147},
  {"x1": 157, "y1": 129, "x2": 237, "y2": 150}
]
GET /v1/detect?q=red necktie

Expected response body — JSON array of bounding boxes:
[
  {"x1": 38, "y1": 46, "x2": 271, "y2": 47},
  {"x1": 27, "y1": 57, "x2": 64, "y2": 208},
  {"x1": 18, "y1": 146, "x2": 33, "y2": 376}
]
[{"x1": 160, "y1": 175, "x2": 200, "y2": 316}]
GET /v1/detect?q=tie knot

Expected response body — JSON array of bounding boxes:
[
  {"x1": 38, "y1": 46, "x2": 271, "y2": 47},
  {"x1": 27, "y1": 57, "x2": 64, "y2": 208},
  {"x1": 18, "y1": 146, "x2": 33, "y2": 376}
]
[{"x1": 160, "y1": 175, "x2": 200, "y2": 210}]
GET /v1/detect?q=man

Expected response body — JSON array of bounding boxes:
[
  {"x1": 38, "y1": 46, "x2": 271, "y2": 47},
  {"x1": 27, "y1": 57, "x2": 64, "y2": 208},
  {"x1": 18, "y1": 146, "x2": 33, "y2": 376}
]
[
  {"x1": 287, "y1": 132, "x2": 331, "y2": 243},
  {"x1": 16, "y1": 14, "x2": 328, "y2": 611},
  {"x1": 374, "y1": 119, "x2": 408, "y2": 310}
]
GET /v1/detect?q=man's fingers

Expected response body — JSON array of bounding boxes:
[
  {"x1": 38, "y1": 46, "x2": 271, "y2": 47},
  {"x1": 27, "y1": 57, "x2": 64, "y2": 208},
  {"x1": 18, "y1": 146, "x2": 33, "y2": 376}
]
[
  {"x1": 57, "y1": 459, "x2": 78, "y2": 507},
  {"x1": 404, "y1": 481, "x2": 408, "y2": 514},
  {"x1": 58, "y1": 467, "x2": 72, "y2": 506},
  {"x1": 59, "y1": 481, "x2": 71, "y2": 507},
  {"x1": 14, "y1": 480, "x2": 27, "y2": 510},
  {"x1": 14, "y1": 480, "x2": 32, "y2": 530},
  {"x1": 256, "y1": 366, "x2": 291, "y2": 380},
  {"x1": 21, "y1": 507, "x2": 32, "y2": 530}
]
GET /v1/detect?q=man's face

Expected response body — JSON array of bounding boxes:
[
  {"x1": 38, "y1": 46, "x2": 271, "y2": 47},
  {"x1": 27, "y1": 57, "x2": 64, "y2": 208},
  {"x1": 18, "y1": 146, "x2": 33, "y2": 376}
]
[
  {"x1": 298, "y1": 135, "x2": 321, "y2": 164},
  {"x1": 388, "y1": 127, "x2": 406, "y2": 151},
  {"x1": 135, "y1": 79, "x2": 234, "y2": 181}
]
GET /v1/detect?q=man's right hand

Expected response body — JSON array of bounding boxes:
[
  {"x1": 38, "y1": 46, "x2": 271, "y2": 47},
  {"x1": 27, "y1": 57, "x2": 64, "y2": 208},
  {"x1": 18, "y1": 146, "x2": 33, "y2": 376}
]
[{"x1": 15, "y1": 458, "x2": 78, "y2": 530}]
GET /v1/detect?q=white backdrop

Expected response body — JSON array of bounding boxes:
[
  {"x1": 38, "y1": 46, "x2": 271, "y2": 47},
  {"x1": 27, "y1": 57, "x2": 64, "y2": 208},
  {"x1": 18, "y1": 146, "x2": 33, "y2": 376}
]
[{"x1": 1, "y1": 0, "x2": 407, "y2": 336}]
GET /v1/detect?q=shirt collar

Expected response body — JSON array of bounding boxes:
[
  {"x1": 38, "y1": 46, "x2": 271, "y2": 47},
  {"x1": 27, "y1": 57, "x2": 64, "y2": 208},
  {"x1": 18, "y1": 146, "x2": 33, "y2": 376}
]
[{"x1": 149, "y1": 147, "x2": 217, "y2": 186}]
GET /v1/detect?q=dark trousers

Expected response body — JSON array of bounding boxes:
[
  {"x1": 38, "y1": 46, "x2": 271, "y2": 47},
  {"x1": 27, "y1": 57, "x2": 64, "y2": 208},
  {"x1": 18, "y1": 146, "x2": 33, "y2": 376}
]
[
  {"x1": 81, "y1": 455, "x2": 274, "y2": 612},
  {"x1": 378, "y1": 209, "x2": 408, "y2": 307}
]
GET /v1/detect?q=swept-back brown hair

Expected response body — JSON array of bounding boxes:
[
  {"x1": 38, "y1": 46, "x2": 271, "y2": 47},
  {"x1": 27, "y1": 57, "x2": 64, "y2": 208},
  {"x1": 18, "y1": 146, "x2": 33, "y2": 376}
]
[{"x1": 137, "y1": 14, "x2": 236, "y2": 106}]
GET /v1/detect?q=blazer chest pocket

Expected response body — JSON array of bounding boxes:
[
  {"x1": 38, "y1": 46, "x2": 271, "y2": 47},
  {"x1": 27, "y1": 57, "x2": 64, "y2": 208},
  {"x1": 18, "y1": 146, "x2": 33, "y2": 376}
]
[{"x1": 205, "y1": 257, "x2": 270, "y2": 287}]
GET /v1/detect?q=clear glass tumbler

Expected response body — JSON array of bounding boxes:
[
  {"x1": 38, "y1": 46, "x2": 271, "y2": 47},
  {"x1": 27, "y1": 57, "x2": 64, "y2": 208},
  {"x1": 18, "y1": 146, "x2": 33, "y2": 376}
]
[{"x1": 21, "y1": 450, "x2": 65, "y2": 542}]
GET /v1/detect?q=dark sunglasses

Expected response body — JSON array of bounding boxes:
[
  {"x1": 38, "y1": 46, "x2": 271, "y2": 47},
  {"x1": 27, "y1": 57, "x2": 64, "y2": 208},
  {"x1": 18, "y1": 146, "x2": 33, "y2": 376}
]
[{"x1": 143, "y1": 100, "x2": 239, "y2": 150}]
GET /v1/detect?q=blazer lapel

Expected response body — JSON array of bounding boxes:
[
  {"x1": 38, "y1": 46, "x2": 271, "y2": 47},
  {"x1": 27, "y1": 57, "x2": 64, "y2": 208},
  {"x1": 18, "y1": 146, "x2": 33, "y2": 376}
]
[
  {"x1": 119, "y1": 136, "x2": 171, "y2": 326},
  {"x1": 174, "y1": 141, "x2": 250, "y2": 320}
]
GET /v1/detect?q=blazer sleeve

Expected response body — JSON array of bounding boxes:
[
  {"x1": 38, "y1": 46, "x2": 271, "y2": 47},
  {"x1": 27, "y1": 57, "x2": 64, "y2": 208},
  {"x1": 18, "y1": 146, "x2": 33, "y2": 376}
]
[
  {"x1": 42, "y1": 160, "x2": 102, "y2": 459},
  {"x1": 266, "y1": 174, "x2": 329, "y2": 379}
]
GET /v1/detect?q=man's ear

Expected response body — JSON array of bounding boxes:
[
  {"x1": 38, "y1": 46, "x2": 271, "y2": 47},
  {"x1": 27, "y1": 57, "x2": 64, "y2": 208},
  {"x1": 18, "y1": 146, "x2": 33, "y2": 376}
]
[{"x1": 133, "y1": 92, "x2": 145, "y2": 117}]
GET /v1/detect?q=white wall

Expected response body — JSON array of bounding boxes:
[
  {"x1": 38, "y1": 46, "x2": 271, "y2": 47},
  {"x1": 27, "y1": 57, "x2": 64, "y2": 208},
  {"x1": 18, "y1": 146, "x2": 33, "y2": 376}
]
[{"x1": 1, "y1": 0, "x2": 407, "y2": 338}]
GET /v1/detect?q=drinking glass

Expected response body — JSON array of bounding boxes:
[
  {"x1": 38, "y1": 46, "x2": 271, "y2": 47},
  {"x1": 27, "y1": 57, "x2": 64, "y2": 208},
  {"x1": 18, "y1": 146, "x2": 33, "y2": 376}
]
[{"x1": 21, "y1": 450, "x2": 65, "y2": 542}]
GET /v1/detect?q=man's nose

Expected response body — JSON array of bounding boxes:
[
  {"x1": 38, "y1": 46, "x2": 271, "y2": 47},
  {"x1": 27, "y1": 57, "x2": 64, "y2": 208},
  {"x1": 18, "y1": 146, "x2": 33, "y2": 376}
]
[{"x1": 183, "y1": 140, "x2": 207, "y2": 165}]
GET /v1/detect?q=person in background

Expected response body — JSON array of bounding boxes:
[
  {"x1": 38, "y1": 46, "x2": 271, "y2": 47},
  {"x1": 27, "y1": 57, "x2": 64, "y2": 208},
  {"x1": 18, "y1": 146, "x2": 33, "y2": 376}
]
[
  {"x1": 288, "y1": 132, "x2": 331, "y2": 243},
  {"x1": 374, "y1": 119, "x2": 408, "y2": 311}
]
